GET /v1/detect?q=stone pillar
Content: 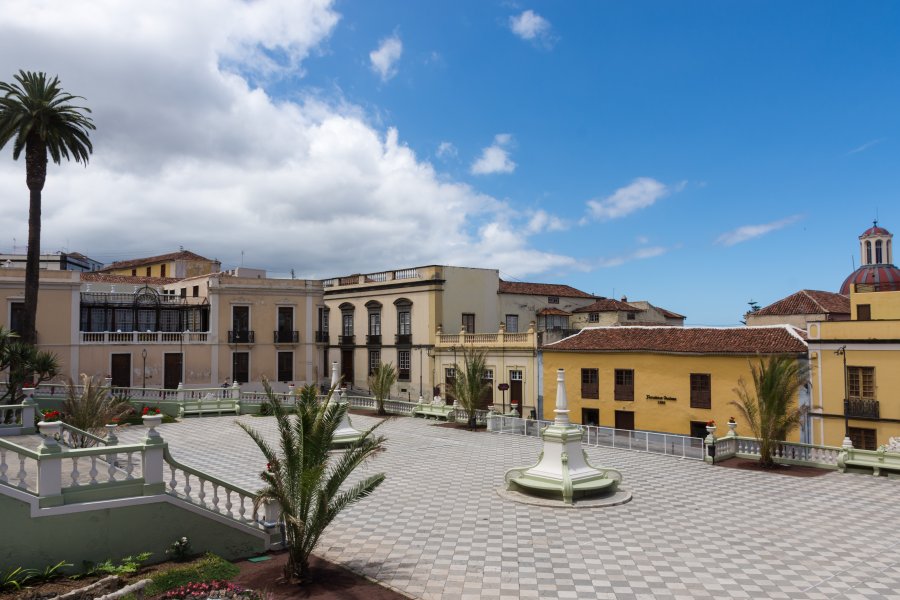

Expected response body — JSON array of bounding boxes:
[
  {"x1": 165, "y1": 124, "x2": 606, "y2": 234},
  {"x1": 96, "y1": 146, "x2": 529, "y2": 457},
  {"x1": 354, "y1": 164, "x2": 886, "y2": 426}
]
[
  {"x1": 20, "y1": 388, "x2": 36, "y2": 435},
  {"x1": 37, "y1": 443, "x2": 63, "y2": 504},
  {"x1": 176, "y1": 382, "x2": 185, "y2": 402},
  {"x1": 142, "y1": 432, "x2": 166, "y2": 495}
]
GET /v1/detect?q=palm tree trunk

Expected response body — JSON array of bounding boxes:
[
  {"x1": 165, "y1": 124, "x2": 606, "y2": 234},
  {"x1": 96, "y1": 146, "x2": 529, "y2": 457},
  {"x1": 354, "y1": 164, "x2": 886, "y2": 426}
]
[{"x1": 23, "y1": 137, "x2": 47, "y2": 347}]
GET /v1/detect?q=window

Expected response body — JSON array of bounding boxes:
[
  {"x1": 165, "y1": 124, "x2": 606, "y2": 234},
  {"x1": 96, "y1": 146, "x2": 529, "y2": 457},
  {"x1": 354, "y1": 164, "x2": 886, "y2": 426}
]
[
  {"x1": 546, "y1": 314, "x2": 569, "y2": 330},
  {"x1": 277, "y1": 306, "x2": 295, "y2": 343},
  {"x1": 160, "y1": 264, "x2": 166, "y2": 277},
  {"x1": 548, "y1": 296, "x2": 559, "y2": 304},
  {"x1": 690, "y1": 373, "x2": 711, "y2": 409},
  {"x1": 9, "y1": 302, "x2": 24, "y2": 334},
  {"x1": 131, "y1": 269, "x2": 137, "y2": 276},
  {"x1": 505, "y1": 314, "x2": 519, "y2": 333},
  {"x1": 626, "y1": 312, "x2": 636, "y2": 321},
  {"x1": 277, "y1": 351, "x2": 293, "y2": 382},
  {"x1": 342, "y1": 314, "x2": 353, "y2": 336},
  {"x1": 398, "y1": 350, "x2": 411, "y2": 381},
  {"x1": 368, "y1": 349, "x2": 381, "y2": 375},
  {"x1": 462, "y1": 313, "x2": 475, "y2": 333},
  {"x1": 582, "y1": 408, "x2": 599, "y2": 426},
  {"x1": 480, "y1": 368, "x2": 494, "y2": 407},
  {"x1": 857, "y1": 304, "x2": 871, "y2": 321},
  {"x1": 192, "y1": 285, "x2": 199, "y2": 298},
  {"x1": 588, "y1": 312, "x2": 599, "y2": 323},
  {"x1": 444, "y1": 367, "x2": 457, "y2": 403},
  {"x1": 369, "y1": 311, "x2": 381, "y2": 335},
  {"x1": 875, "y1": 240, "x2": 883, "y2": 264},
  {"x1": 396, "y1": 299, "x2": 412, "y2": 340},
  {"x1": 847, "y1": 367, "x2": 875, "y2": 400},
  {"x1": 848, "y1": 427, "x2": 877, "y2": 451},
  {"x1": 581, "y1": 368, "x2": 599, "y2": 399},
  {"x1": 614, "y1": 369, "x2": 634, "y2": 401},
  {"x1": 866, "y1": 241, "x2": 872, "y2": 265},
  {"x1": 232, "y1": 352, "x2": 250, "y2": 383},
  {"x1": 180, "y1": 288, "x2": 187, "y2": 298},
  {"x1": 146, "y1": 267, "x2": 151, "y2": 276}
]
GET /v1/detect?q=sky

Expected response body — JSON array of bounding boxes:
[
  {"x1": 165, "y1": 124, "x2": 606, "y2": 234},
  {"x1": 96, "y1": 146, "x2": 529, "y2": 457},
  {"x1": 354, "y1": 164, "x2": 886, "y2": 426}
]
[{"x1": 1, "y1": 1, "x2": 898, "y2": 325}]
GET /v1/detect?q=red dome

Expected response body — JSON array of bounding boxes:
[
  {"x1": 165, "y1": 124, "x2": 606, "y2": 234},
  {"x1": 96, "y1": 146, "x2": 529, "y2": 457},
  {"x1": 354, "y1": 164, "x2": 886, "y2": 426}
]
[
  {"x1": 840, "y1": 264, "x2": 900, "y2": 294},
  {"x1": 860, "y1": 225, "x2": 891, "y2": 237}
]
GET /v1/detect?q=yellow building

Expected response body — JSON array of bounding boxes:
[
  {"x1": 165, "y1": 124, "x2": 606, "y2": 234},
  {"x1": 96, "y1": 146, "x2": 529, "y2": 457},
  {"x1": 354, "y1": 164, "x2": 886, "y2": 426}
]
[
  {"x1": 541, "y1": 326, "x2": 808, "y2": 439},
  {"x1": 805, "y1": 224, "x2": 900, "y2": 449},
  {"x1": 99, "y1": 250, "x2": 221, "y2": 279}
]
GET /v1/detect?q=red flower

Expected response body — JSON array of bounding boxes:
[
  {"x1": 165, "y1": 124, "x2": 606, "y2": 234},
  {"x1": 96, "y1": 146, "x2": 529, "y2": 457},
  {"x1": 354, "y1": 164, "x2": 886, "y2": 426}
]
[{"x1": 706, "y1": 419, "x2": 716, "y2": 427}]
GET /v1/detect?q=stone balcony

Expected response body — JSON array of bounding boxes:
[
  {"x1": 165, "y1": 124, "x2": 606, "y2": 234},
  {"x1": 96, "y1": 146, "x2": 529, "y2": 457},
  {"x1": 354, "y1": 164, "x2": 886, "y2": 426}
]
[{"x1": 434, "y1": 322, "x2": 536, "y2": 349}]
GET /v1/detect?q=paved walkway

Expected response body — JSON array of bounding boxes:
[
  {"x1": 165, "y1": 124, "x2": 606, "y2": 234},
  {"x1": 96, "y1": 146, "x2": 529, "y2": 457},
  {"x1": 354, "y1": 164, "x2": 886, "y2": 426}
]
[{"x1": 116, "y1": 415, "x2": 900, "y2": 600}]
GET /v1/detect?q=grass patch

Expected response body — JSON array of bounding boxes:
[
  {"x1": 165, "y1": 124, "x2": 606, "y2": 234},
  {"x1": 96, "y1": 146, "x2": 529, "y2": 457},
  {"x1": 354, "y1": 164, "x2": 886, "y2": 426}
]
[{"x1": 143, "y1": 553, "x2": 239, "y2": 597}]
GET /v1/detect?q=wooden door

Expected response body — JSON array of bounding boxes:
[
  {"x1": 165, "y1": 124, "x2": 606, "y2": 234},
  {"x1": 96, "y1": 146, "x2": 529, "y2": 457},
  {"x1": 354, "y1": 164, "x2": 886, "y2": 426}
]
[
  {"x1": 164, "y1": 353, "x2": 183, "y2": 389},
  {"x1": 111, "y1": 354, "x2": 131, "y2": 388},
  {"x1": 340, "y1": 349, "x2": 354, "y2": 388},
  {"x1": 614, "y1": 410, "x2": 634, "y2": 431}
]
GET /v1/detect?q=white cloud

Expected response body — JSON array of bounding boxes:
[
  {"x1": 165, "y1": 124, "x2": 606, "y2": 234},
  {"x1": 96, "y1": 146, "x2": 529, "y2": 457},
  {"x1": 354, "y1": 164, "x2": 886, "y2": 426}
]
[
  {"x1": 526, "y1": 210, "x2": 567, "y2": 234},
  {"x1": 585, "y1": 177, "x2": 672, "y2": 221},
  {"x1": 436, "y1": 141, "x2": 457, "y2": 160},
  {"x1": 369, "y1": 33, "x2": 403, "y2": 81},
  {"x1": 509, "y1": 10, "x2": 554, "y2": 46},
  {"x1": 715, "y1": 215, "x2": 803, "y2": 247},
  {"x1": 0, "y1": 1, "x2": 576, "y2": 281},
  {"x1": 847, "y1": 138, "x2": 884, "y2": 155},
  {"x1": 471, "y1": 134, "x2": 516, "y2": 175}
]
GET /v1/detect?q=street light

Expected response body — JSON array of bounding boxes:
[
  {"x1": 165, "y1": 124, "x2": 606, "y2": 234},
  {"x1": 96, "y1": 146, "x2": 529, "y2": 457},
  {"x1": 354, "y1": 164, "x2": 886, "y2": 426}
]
[
  {"x1": 834, "y1": 345, "x2": 851, "y2": 448},
  {"x1": 141, "y1": 348, "x2": 148, "y2": 389}
]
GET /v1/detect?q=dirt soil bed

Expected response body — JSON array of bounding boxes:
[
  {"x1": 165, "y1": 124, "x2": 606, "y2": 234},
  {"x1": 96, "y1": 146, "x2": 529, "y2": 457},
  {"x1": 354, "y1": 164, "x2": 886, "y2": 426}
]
[{"x1": 715, "y1": 457, "x2": 830, "y2": 477}]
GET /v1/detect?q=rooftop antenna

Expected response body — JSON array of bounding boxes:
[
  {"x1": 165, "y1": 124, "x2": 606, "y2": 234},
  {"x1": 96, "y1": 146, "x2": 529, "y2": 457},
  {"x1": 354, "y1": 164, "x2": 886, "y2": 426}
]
[{"x1": 241, "y1": 250, "x2": 244, "y2": 266}]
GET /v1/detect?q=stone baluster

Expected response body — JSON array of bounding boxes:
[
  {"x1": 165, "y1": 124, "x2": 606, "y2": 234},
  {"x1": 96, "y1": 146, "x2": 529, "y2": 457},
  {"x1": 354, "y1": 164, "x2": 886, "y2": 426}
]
[
  {"x1": 141, "y1": 427, "x2": 166, "y2": 495},
  {"x1": 20, "y1": 388, "x2": 36, "y2": 434}
]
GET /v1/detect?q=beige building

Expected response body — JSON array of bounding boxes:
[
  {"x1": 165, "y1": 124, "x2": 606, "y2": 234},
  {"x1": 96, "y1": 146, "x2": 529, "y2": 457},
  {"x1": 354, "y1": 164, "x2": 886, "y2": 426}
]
[
  {"x1": 100, "y1": 250, "x2": 221, "y2": 280},
  {"x1": 0, "y1": 267, "x2": 322, "y2": 391}
]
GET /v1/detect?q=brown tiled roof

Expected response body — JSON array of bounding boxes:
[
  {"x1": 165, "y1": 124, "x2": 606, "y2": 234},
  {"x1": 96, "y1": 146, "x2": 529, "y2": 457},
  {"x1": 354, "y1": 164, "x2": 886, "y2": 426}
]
[
  {"x1": 81, "y1": 272, "x2": 180, "y2": 285},
  {"x1": 546, "y1": 326, "x2": 807, "y2": 355},
  {"x1": 754, "y1": 290, "x2": 850, "y2": 317},
  {"x1": 99, "y1": 250, "x2": 212, "y2": 272},
  {"x1": 573, "y1": 298, "x2": 639, "y2": 313},
  {"x1": 499, "y1": 280, "x2": 593, "y2": 298},
  {"x1": 537, "y1": 307, "x2": 572, "y2": 316},
  {"x1": 651, "y1": 304, "x2": 686, "y2": 319}
]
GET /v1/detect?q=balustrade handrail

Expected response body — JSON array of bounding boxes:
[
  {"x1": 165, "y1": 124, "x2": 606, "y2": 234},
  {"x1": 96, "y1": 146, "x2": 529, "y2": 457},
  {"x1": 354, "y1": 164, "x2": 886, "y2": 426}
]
[
  {"x1": 60, "y1": 423, "x2": 109, "y2": 447},
  {"x1": 728, "y1": 435, "x2": 842, "y2": 453},
  {"x1": 0, "y1": 436, "x2": 41, "y2": 460},
  {"x1": 162, "y1": 447, "x2": 259, "y2": 500}
]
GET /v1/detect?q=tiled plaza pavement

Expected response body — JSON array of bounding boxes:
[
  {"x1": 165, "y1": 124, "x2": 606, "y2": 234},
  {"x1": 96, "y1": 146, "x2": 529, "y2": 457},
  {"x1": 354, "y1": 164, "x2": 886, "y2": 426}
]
[{"x1": 117, "y1": 416, "x2": 900, "y2": 600}]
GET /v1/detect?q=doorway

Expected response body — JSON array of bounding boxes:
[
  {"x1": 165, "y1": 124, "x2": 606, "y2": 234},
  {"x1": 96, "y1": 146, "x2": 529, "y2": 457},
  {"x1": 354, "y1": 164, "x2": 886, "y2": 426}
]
[
  {"x1": 164, "y1": 353, "x2": 183, "y2": 389},
  {"x1": 581, "y1": 407, "x2": 599, "y2": 426},
  {"x1": 110, "y1": 354, "x2": 131, "y2": 388},
  {"x1": 340, "y1": 349, "x2": 354, "y2": 388},
  {"x1": 614, "y1": 410, "x2": 634, "y2": 431}
]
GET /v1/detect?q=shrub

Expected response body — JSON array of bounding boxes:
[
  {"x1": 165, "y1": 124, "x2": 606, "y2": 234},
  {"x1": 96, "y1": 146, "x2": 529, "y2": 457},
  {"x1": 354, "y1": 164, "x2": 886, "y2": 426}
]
[
  {"x1": 166, "y1": 537, "x2": 192, "y2": 562},
  {"x1": 62, "y1": 374, "x2": 133, "y2": 446},
  {"x1": 144, "y1": 553, "x2": 239, "y2": 597}
]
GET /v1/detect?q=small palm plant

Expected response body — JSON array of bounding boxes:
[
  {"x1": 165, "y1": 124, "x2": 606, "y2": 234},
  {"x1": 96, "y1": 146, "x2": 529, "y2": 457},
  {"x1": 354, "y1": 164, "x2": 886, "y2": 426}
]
[
  {"x1": 730, "y1": 355, "x2": 809, "y2": 468},
  {"x1": 62, "y1": 374, "x2": 133, "y2": 447},
  {"x1": 450, "y1": 348, "x2": 490, "y2": 430},
  {"x1": 239, "y1": 382, "x2": 386, "y2": 583},
  {"x1": 368, "y1": 362, "x2": 397, "y2": 416}
]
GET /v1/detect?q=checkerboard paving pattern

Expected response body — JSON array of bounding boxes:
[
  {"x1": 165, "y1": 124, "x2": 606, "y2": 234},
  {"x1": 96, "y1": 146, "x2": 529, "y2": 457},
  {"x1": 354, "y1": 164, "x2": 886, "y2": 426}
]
[{"x1": 116, "y1": 416, "x2": 900, "y2": 599}]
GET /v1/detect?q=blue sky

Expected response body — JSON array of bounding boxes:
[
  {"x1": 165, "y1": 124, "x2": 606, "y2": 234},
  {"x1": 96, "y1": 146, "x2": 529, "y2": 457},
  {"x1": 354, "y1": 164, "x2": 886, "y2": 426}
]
[{"x1": 1, "y1": 1, "x2": 898, "y2": 325}]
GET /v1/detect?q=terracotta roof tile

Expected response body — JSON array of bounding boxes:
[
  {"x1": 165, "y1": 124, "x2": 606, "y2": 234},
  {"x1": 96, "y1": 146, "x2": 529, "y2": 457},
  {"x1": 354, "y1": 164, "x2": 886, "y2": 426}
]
[
  {"x1": 546, "y1": 326, "x2": 807, "y2": 355},
  {"x1": 99, "y1": 250, "x2": 213, "y2": 272},
  {"x1": 499, "y1": 280, "x2": 593, "y2": 298},
  {"x1": 573, "y1": 298, "x2": 639, "y2": 313},
  {"x1": 755, "y1": 290, "x2": 850, "y2": 317},
  {"x1": 650, "y1": 304, "x2": 686, "y2": 319},
  {"x1": 81, "y1": 272, "x2": 181, "y2": 285},
  {"x1": 537, "y1": 307, "x2": 572, "y2": 316}
]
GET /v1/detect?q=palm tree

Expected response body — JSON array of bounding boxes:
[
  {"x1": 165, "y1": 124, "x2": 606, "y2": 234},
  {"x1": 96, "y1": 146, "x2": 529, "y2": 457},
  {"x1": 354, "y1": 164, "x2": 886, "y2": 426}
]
[
  {"x1": 730, "y1": 355, "x2": 809, "y2": 468},
  {"x1": 368, "y1": 362, "x2": 397, "y2": 416},
  {"x1": 450, "y1": 348, "x2": 490, "y2": 430},
  {"x1": 239, "y1": 382, "x2": 385, "y2": 583},
  {"x1": 0, "y1": 70, "x2": 95, "y2": 346}
]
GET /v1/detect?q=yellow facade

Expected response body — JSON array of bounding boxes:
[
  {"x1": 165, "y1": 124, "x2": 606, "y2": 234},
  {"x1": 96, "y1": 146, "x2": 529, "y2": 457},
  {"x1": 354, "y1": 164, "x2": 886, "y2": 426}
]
[
  {"x1": 542, "y1": 349, "x2": 806, "y2": 440},
  {"x1": 807, "y1": 286, "x2": 900, "y2": 448}
]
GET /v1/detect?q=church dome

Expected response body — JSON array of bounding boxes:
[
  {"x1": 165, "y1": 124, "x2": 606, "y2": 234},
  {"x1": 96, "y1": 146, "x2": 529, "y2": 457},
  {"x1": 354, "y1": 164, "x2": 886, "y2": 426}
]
[{"x1": 840, "y1": 222, "x2": 899, "y2": 293}]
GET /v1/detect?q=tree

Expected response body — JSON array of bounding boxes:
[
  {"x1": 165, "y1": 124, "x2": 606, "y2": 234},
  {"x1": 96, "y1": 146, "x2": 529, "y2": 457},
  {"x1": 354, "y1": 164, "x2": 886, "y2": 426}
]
[
  {"x1": 450, "y1": 348, "x2": 490, "y2": 430},
  {"x1": 61, "y1": 374, "x2": 133, "y2": 447},
  {"x1": 0, "y1": 326, "x2": 59, "y2": 404},
  {"x1": 239, "y1": 381, "x2": 385, "y2": 583},
  {"x1": 368, "y1": 362, "x2": 397, "y2": 416},
  {"x1": 0, "y1": 70, "x2": 95, "y2": 346},
  {"x1": 730, "y1": 355, "x2": 809, "y2": 468}
]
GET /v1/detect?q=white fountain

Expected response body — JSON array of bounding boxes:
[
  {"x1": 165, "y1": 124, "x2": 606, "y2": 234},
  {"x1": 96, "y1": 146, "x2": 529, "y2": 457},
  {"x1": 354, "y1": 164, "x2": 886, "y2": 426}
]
[{"x1": 328, "y1": 361, "x2": 364, "y2": 447}]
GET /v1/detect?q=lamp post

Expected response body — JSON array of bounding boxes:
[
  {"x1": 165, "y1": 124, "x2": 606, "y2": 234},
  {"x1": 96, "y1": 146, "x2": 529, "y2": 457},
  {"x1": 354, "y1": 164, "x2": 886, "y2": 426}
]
[
  {"x1": 141, "y1": 348, "x2": 148, "y2": 389},
  {"x1": 834, "y1": 345, "x2": 852, "y2": 448}
]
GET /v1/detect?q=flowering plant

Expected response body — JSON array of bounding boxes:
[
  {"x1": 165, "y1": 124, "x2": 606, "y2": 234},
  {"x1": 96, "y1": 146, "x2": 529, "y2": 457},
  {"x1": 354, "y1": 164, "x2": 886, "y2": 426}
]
[
  {"x1": 163, "y1": 580, "x2": 256, "y2": 599},
  {"x1": 41, "y1": 410, "x2": 61, "y2": 422},
  {"x1": 165, "y1": 536, "x2": 192, "y2": 562},
  {"x1": 706, "y1": 419, "x2": 716, "y2": 427},
  {"x1": 142, "y1": 406, "x2": 161, "y2": 416},
  {"x1": 728, "y1": 416, "x2": 736, "y2": 424}
]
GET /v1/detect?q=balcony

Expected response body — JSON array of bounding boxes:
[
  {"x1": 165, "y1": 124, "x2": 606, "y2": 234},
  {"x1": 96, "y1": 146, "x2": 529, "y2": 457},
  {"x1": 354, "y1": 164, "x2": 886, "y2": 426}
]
[
  {"x1": 845, "y1": 398, "x2": 880, "y2": 419},
  {"x1": 315, "y1": 331, "x2": 329, "y2": 344},
  {"x1": 395, "y1": 333, "x2": 412, "y2": 345},
  {"x1": 228, "y1": 330, "x2": 255, "y2": 344},
  {"x1": 366, "y1": 334, "x2": 382, "y2": 346},
  {"x1": 273, "y1": 330, "x2": 299, "y2": 344},
  {"x1": 80, "y1": 331, "x2": 209, "y2": 344},
  {"x1": 338, "y1": 335, "x2": 355, "y2": 346}
]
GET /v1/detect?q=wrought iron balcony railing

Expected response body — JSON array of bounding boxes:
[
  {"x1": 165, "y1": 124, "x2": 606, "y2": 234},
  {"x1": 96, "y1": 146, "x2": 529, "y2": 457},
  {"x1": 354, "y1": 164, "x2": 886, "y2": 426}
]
[
  {"x1": 366, "y1": 334, "x2": 382, "y2": 346},
  {"x1": 315, "y1": 331, "x2": 329, "y2": 344},
  {"x1": 338, "y1": 335, "x2": 355, "y2": 346},
  {"x1": 845, "y1": 398, "x2": 880, "y2": 419},
  {"x1": 274, "y1": 330, "x2": 299, "y2": 344},
  {"x1": 395, "y1": 333, "x2": 412, "y2": 345},
  {"x1": 228, "y1": 330, "x2": 255, "y2": 344}
]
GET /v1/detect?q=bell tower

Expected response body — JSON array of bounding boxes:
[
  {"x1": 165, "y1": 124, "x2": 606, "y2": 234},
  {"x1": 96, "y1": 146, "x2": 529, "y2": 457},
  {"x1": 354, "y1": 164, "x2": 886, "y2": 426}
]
[{"x1": 859, "y1": 220, "x2": 892, "y2": 266}]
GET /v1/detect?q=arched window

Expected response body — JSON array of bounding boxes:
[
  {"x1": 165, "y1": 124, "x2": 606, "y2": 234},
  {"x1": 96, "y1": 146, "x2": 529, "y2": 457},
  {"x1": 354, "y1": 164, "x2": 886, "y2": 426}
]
[
  {"x1": 365, "y1": 300, "x2": 382, "y2": 344},
  {"x1": 866, "y1": 241, "x2": 872, "y2": 265},
  {"x1": 395, "y1": 298, "x2": 412, "y2": 344},
  {"x1": 339, "y1": 303, "x2": 355, "y2": 341},
  {"x1": 875, "y1": 240, "x2": 883, "y2": 264}
]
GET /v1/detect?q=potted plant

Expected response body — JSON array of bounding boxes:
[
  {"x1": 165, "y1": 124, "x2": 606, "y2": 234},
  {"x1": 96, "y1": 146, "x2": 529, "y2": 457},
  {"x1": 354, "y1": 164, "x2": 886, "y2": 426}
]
[
  {"x1": 141, "y1": 406, "x2": 163, "y2": 434},
  {"x1": 705, "y1": 419, "x2": 716, "y2": 435},
  {"x1": 727, "y1": 416, "x2": 737, "y2": 436},
  {"x1": 38, "y1": 409, "x2": 63, "y2": 441}
]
